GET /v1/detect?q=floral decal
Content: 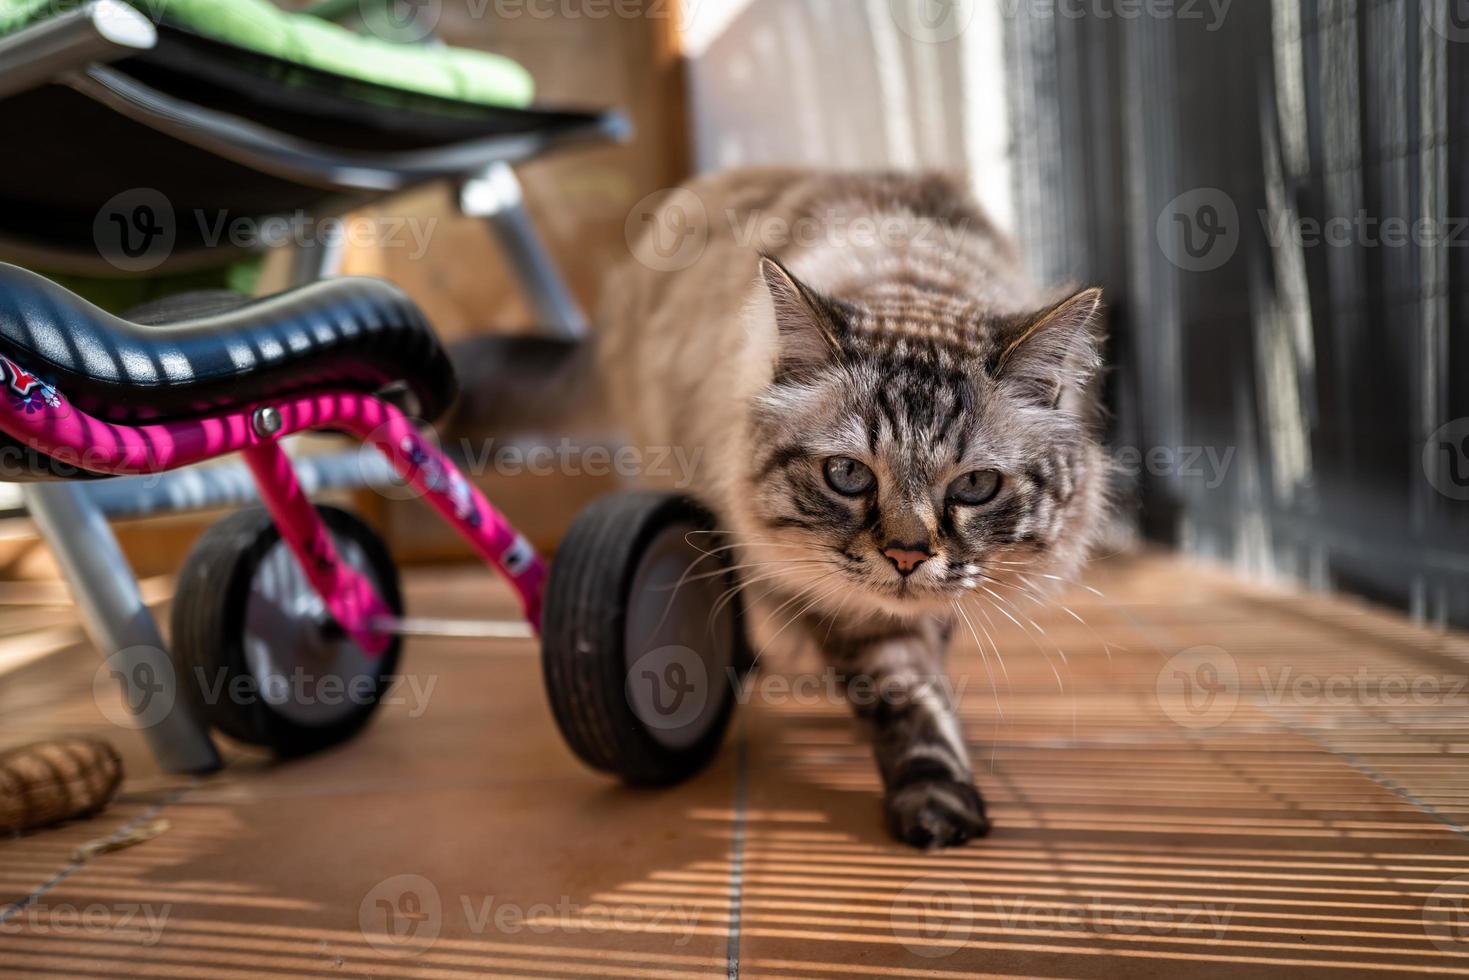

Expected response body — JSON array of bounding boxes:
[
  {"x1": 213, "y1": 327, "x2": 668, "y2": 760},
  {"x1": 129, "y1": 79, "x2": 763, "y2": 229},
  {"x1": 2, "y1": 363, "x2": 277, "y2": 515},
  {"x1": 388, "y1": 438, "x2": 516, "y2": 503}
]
[
  {"x1": 1, "y1": 357, "x2": 62, "y2": 415},
  {"x1": 403, "y1": 437, "x2": 482, "y2": 528}
]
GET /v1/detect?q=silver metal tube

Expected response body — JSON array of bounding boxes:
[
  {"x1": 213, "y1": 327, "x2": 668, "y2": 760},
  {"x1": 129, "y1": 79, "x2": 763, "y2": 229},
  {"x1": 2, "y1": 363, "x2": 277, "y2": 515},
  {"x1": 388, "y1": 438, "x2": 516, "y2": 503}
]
[
  {"x1": 78, "y1": 448, "x2": 396, "y2": 521},
  {"x1": 461, "y1": 163, "x2": 591, "y2": 338},
  {"x1": 22, "y1": 482, "x2": 221, "y2": 774},
  {"x1": 0, "y1": 0, "x2": 156, "y2": 101},
  {"x1": 371, "y1": 616, "x2": 534, "y2": 640}
]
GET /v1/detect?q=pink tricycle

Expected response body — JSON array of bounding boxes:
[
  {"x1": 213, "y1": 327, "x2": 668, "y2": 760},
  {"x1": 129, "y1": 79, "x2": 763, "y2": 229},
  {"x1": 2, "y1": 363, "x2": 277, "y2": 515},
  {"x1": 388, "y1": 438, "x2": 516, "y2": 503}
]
[{"x1": 0, "y1": 263, "x2": 747, "y2": 779}]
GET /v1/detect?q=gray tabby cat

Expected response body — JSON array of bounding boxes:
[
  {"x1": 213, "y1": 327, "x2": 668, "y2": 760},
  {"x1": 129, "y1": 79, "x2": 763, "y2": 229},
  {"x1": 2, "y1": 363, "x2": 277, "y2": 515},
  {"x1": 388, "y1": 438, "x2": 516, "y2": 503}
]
[
  {"x1": 456, "y1": 168, "x2": 1108, "y2": 847},
  {"x1": 600, "y1": 169, "x2": 1107, "y2": 846}
]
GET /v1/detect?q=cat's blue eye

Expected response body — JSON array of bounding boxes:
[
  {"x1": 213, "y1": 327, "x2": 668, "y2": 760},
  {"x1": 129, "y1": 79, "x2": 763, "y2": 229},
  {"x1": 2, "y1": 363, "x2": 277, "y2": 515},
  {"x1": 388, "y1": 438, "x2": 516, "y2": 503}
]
[
  {"x1": 946, "y1": 469, "x2": 1002, "y2": 506},
  {"x1": 824, "y1": 456, "x2": 875, "y2": 496}
]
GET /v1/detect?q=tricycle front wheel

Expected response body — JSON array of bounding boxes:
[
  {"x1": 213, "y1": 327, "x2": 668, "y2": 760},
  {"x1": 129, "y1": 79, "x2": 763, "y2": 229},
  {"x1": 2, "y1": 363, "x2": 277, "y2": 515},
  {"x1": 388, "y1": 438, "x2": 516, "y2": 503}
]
[{"x1": 541, "y1": 492, "x2": 747, "y2": 785}]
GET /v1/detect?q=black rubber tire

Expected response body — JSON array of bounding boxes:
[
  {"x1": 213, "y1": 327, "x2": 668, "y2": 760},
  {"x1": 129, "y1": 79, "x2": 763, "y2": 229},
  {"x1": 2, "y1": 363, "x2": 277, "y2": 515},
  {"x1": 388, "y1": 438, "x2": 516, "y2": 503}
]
[
  {"x1": 170, "y1": 505, "x2": 403, "y2": 756},
  {"x1": 541, "y1": 491, "x2": 747, "y2": 786}
]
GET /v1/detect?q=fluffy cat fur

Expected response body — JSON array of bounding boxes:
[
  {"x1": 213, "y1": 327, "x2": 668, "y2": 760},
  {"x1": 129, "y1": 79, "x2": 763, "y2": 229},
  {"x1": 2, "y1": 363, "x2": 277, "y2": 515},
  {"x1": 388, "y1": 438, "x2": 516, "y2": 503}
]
[{"x1": 458, "y1": 168, "x2": 1108, "y2": 847}]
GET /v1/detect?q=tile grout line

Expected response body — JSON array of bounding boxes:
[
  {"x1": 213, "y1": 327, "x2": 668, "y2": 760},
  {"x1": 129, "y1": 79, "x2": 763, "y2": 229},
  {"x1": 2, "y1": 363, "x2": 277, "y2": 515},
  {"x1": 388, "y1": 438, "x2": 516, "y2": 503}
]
[
  {"x1": 1255, "y1": 705, "x2": 1469, "y2": 840},
  {"x1": 0, "y1": 778, "x2": 197, "y2": 925},
  {"x1": 1106, "y1": 597, "x2": 1469, "y2": 838},
  {"x1": 725, "y1": 717, "x2": 748, "y2": 980}
]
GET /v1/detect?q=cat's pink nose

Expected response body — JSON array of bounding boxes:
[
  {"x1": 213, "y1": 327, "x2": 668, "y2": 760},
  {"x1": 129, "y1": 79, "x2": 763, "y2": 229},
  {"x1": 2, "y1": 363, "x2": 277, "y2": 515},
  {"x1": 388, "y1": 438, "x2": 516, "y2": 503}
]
[{"x1": 883, "y1": 543, "x2": 930, "y2": 576}]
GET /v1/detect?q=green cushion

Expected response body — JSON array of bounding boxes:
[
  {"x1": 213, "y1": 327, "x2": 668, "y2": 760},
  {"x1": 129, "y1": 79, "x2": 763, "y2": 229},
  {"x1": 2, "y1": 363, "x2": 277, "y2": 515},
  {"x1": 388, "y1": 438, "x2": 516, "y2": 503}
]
[{"x1": 0, "y1": 0, "x2": 535, "y2": 108}]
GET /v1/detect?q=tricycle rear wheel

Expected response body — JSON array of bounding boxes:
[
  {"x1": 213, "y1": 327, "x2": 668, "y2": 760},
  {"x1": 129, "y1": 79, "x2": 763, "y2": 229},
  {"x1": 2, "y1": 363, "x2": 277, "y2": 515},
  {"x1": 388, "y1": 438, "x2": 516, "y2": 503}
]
[{"x1": 170, "y1": 505, "x2": 403, "y2": 755}]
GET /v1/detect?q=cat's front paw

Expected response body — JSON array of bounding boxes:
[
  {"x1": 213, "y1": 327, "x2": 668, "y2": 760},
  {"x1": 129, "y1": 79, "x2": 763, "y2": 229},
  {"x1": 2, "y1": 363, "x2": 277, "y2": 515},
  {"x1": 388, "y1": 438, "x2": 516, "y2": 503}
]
[{"x1": 884, "y1": 778, "x2": 990, "y2": 848}]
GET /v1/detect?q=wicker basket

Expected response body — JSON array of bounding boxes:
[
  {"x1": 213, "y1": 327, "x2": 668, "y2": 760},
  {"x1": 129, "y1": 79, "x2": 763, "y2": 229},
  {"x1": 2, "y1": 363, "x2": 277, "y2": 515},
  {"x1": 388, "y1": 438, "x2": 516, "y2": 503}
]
[{"x1": 0, "y1": 737, "x2": 123, "y2": 834}]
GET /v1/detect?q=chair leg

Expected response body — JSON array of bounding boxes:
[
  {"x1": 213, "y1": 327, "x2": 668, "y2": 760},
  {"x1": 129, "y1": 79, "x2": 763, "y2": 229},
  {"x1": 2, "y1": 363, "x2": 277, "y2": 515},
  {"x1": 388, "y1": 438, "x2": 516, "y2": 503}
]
[
  {"x1": 21, "y1": 481, "x2": 222, "y2": 774},
  {"x1": 461, "y1": 161, "x2": 590, "y2": 339}
]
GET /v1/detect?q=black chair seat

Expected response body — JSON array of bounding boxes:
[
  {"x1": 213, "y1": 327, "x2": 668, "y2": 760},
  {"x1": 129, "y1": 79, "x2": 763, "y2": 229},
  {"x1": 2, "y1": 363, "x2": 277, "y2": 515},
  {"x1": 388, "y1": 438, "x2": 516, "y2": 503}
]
[
  {"x1": 0, "y1": 264, "x2": 457, "y2": 425},
  {"x1": 0, "y1": 23, "x2": 626, "y2": 272}
]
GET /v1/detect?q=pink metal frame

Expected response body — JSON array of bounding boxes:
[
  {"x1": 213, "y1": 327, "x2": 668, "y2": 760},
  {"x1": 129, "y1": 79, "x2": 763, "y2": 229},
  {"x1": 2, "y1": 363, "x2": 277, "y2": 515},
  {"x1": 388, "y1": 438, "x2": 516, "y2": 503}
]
[{"x1": 0, "y1": 355, "x2": 545, "y2": 649}]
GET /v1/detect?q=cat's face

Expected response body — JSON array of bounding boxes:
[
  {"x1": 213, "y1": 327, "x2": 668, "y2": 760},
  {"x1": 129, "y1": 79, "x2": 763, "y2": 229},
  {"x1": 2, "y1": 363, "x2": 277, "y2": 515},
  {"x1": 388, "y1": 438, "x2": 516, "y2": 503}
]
[{"x1": 739, "y1": 258, "x2": 1104, "y2": 621}]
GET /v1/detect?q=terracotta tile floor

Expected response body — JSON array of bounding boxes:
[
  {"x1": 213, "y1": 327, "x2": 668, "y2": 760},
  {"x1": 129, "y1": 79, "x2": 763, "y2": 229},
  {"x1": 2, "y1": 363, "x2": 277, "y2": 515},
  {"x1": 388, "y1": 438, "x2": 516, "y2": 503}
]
[{"x1": 4, "y1": 553, "x2": 1469, "y2": 978}]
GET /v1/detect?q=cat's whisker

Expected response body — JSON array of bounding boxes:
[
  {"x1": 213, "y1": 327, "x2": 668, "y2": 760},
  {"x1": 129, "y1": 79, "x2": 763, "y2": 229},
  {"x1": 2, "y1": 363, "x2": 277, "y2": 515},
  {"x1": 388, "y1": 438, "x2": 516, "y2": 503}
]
[
  {"x1": 819, "y1": 588, "x2": 855, "y2": 646},
  {"x1": 681, "y1": 532, "x2": 817, "y2": 552},
  {"x1": 949, "y1": 599, "x2": 1006, "y2": 712},
  {"x1": 755, "y1": 568, "x2": 844, "y2": 636},
  {"x1": 966, "y1": 593, "x2": 1045, "y2": 698},
  {"x1": 977, "y1": 577, "x2": 1065, "y2": 658},
  {"x1": 972, "y1": 579, "x2": 1045, "y2": 613},
  {"x1": 975, "y1": 571, "x2": 1048, "y2": 606},
  {"x1": 1006, "y1": 568, "x2": 1115, "y2": 603},
  {"x1": 653, "y1": 544, "x2": 808, "y2": 635},
  {"x1": 705, "y1": 563, "x2": 832, "y2": 626},
  {"x1": 949, "y1": 599, "x2": 1006, "y2": 769},
  {"x1": 981, "y1": 572, "x2": 1094, "y2": 672},
  {"x1": 748, "y1": 571, "x2": 848, "y2": 670},
  {"x1": 664, "y1": 535, "x2": 838, "y2": 637},
  {"x1": 969, "y1": 587, "x2": 1076, "y2": 736},
  {"x1": 662, "y1": 557, "x2": 835, "y2": 589},
  {"x1": 755, "y1": 578, "x2": 849, "y2": 667},
  {"x1": 1010, "y1": 571, "x2": 1128, "y2": 662},
  {"x1": 956, "y1": 595, "x2": 1014, "y2": 697}
]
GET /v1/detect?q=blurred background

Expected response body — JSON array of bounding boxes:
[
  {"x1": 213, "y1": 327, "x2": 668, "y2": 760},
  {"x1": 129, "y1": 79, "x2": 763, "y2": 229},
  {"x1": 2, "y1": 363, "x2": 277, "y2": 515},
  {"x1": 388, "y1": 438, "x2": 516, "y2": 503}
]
[
  {"x1": 324, "y1": 0, "x2": 1468, "y2": 629},
  {"x1": 0, "y1": 1, "x2": 1461, "y2": 630}
]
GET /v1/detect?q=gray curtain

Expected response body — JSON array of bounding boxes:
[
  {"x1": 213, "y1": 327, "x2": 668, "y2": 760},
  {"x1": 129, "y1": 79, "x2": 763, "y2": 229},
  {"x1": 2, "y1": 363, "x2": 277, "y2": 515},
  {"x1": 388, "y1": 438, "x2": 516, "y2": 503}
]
[{"x1": 1008, "y1": 0, "x2": 1468, "y2": 627}]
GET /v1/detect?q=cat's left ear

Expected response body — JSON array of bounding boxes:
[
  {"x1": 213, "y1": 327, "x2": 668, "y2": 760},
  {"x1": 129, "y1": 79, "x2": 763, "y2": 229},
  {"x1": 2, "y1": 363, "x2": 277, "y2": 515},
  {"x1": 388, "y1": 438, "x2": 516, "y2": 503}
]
[
  {"x1": 991, "y1": 287, "x2": 1104, "y2": 406},
  {"x1": 760, "y1": 255, "x2": 845, "y2": 381}
]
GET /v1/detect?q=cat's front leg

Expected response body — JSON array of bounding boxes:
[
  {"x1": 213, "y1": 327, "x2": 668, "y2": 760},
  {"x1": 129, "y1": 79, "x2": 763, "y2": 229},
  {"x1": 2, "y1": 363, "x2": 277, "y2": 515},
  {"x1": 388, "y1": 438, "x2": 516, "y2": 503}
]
[{"x1": 827, "y1": 622, "x2": 990, "y2": 848}]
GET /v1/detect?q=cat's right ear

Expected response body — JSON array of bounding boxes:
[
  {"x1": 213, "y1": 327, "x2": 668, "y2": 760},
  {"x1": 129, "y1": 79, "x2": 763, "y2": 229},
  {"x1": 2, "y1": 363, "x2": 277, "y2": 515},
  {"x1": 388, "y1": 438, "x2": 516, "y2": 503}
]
[{"x1": 760, "y1": 255, "x2": 844, "y2": 381}]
